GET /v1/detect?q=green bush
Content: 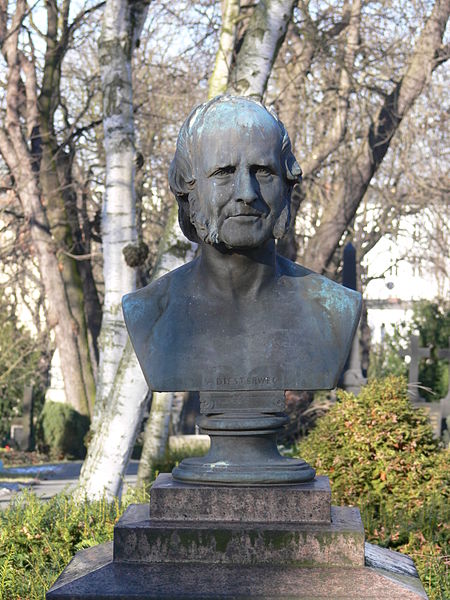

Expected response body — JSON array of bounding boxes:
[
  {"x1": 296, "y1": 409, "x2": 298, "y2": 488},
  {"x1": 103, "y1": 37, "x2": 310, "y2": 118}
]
[
  {"x1": 36, "y1": 402, "x2": 90, "y2": 459},
  {"x1": 294, "y1": 376, "x2": 449, "y2": 599},
  {"x1": 0, "y1": 486, "x2": 149, "y2": 600}
]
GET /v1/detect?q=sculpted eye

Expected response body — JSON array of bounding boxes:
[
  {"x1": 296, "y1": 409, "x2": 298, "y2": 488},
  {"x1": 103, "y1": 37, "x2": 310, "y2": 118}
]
[
  {"x1": 255, "y1": 166, "x2": 273, "y2": 177},
  {"x1": 211, "y1": 166, "x2": 235, "y2": 177}
]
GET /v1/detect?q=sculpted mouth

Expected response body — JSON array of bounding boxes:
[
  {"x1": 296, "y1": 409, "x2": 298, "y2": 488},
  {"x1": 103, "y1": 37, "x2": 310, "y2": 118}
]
[{"x1": 228, "y1": 212, "x2": 263, "y2": 219}]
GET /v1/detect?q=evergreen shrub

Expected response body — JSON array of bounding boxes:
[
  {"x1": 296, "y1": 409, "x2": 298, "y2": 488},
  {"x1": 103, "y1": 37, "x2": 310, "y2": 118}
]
[
  {"x1": 0, "y1": 486, "x2": 148, "y2": 599},
  {"x1": 36, "y1": 402, "x2": 90, "y2": 459},
  {"x1": 294, "y1": 376, "x2": 449, "y2": 599}
]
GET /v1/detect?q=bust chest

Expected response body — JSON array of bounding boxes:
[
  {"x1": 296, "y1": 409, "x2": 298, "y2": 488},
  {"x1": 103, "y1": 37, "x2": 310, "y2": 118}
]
[{"x1": 136, "y1": 273, "x2": 357, "y2": 392}]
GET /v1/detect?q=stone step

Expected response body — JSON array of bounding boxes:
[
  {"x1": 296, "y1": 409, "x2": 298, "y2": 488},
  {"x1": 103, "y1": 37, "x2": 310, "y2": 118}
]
[
  {"x1": 150, "y1": 473, "x2": 331, "y2": 523},
  {"x1": 47, "y1": 541, "x2": 428, "y2": 599},
  {"x1": 113, "y1": 503, "x2": 364, "y2": 568}
]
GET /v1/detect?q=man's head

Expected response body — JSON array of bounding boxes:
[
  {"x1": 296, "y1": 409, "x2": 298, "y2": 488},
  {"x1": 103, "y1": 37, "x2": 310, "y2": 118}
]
[{"x1": 169, "y1": 95, "x2": 301, "y2": 249}]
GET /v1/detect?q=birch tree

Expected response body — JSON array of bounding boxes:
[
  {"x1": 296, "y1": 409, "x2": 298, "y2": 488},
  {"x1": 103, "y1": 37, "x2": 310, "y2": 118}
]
[
  {"x1": 77, "y1": 0, "x2": 151, "y2": 499},
  {"x1": 228, "y1": 0, "x2": 297, "y2": 99},
  {"x1": 208, "y1": 0, "x2": 240, "y2": 98},
  {"x1": 91, "y1": 0, "x2": 148, "y2": 426}
]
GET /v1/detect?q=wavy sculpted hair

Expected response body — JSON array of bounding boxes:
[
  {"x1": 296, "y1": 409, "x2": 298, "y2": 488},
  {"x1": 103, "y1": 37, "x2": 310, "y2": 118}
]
[{"x1": 168, "y1": 95, "x2": 302, "y2": 244}]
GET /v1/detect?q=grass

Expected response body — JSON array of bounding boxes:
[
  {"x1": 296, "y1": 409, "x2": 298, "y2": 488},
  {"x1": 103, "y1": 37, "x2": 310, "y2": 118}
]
[
  {"x1": 0, "y1": 486, "x2": 149, "y2": 600},
  {"x1": 361, "y1": 497, "x2": 449, "y2": 600}
]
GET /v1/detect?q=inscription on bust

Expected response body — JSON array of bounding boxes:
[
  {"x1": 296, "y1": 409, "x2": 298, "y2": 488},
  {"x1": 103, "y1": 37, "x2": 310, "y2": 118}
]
[{"x1": 216, "y1": 375, "x2": 278, "y2": 387}]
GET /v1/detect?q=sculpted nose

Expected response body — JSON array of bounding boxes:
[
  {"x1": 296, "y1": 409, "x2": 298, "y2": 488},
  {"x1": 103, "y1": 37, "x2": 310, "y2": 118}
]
[{"x1": 235, "y1": 170, "x2": 258, "y2": 204}]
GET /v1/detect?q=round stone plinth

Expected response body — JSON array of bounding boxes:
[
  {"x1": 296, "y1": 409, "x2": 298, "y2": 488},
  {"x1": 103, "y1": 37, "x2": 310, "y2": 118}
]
[
  {"x1": 173, "y1": 404, "x2": 315, "y2": 486},
  {"x1": 172, "y1": 431, "x2": 315, "y2": 485},
  {"x1": 172, "y1": 455, "x2": 316, "y2": 485}
]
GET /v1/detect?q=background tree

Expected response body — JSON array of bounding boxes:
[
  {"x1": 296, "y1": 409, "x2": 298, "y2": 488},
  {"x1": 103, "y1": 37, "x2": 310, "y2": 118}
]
[
  {"x1": 0, "y1": 0, "x2": 105, "y2": 416},
  {"x1": 0, "y1": 0, "x2": 447, "y2": 497},
  {"x1": 78, "y1": 0, "x2": 449, "y2": 496}
]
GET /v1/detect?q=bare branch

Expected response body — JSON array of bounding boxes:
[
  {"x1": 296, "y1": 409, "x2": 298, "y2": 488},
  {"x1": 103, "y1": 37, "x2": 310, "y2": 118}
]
[{"x1": 301, "y1": 0, "x2": 361, "y2": 177}]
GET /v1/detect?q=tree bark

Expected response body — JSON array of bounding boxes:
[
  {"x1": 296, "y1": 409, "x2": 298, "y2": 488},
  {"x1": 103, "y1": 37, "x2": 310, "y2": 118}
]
[
  {"x1": 209, "y1": 0, "x2": 240, "y2": 98},
  {"x1": 301, "y1": 0, "x2": 450, "y2": 274},
  {"x1": 0, "y1": 0, "x2": 90, "y2": 415},
  {"x1": 228, "y1": 0, "x2": 297, "y2": 100},
  {"x1": 136, "y1": 392, "x2": 174, "y2": 486},
  {"x1": 91, "y1": 0, "x2": 151, "y2": 430},
  {"x1": 77, "y1": 0, "x2": 152, "y2": 499}
]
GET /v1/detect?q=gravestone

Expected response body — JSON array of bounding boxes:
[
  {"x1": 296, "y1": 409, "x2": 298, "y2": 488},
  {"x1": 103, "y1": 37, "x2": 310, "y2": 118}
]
[
  {"x1": 10, "y1": 385, "x2": 33, "y2": 451},
  {"x1": 340, "y1": 242, "x2": 367, "y2": 395},
  {"x1": 401, "y1": 334, "x2": 448, "y2": 438},
  {"x1": 47, "y1": 96, "x2": 427, "y2": 599},
  {"x1": 400, "y1": 334, "x2": 431, "y2": 402}
]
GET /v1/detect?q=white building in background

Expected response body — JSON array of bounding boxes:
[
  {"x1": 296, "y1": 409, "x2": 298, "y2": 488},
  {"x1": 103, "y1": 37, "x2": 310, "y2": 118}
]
[{"x1": 363, "y1": 230, "x2": 449, "y2": 344}]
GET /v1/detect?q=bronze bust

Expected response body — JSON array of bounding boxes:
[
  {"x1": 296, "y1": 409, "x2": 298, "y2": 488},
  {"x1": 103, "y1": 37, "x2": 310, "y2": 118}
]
[{"x1": 123, "y1": 96, "x2": 361, "y2": 394}]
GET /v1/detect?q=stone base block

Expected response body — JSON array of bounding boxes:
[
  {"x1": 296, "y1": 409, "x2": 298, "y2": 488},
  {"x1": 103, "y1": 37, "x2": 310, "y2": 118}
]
[
  {"x1": 114, "y1": 503, "x2": 363, "y2": 567},
  {"x1": 47, "y1": 541, "x2": 428, "y2": 599},
  {"x1": 150, "y1": 473, "x2": 331, "y2": 523}
]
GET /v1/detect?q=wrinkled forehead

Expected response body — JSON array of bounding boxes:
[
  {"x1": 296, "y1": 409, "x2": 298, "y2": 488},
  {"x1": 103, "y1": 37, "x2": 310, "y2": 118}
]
[{"x1": 192, "y1": 100, "x2": 282, "y2": 170}]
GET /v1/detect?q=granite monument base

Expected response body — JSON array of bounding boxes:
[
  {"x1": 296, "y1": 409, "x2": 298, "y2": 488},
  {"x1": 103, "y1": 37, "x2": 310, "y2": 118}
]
[{"x1": 47, "y1": 475, "x2": 428, "y2": 599}]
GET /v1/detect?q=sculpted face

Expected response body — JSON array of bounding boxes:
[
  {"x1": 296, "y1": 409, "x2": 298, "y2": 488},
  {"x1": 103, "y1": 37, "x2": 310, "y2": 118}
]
[{"x1": 189, "y1": 101, "x2": 289, "y2": 249}]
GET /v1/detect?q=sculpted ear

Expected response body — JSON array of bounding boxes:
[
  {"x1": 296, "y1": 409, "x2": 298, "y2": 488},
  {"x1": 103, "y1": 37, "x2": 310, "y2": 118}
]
[
  {"x1": 177, "y1": 189, "x2": 203, "y2": 244},
  {"x1": 273, "y1": 197, "x2": 290, "y2": 239}
]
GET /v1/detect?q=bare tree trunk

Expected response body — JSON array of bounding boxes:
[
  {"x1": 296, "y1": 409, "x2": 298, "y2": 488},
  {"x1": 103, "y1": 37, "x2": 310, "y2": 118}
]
[
  {"x1": 92, "y1": 0, "x2": 143, "y2": 427},
  {"x1": 77, "y1": 0, "x2": 151, "y2": 498},
  {"x1": 277, "y1": 0, "x2": 361, "y2": 261},
  {"x1": 0, "y1": 132, "x2": 90, "y2": 415},
  {"x1": 39, "y1": 144, "x2": 97, "y2": 413},
  {"x1": 302, "y1": 0, "x2": 450, "y2": 273},
  {"x1": 76, "y1": 341, "x2": 148, "y2": 500},
  {"x1": 208, "y1": 0, "x2": 240, "y2": 98},
  {"x1": 136, "y1": 392, "x2": 174, "y2": 486},
  {"x1": 37, "y1": 0, "x2": 101, "y2": 414},
  {"x1": 228, "y1": 0, "x2": 297, "y2": 100},
  {"x1": 0, "y1": 0, "x2": 90, "y2": 415}
]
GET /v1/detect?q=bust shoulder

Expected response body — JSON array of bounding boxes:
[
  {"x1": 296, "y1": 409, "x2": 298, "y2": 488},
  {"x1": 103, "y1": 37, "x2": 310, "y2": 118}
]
[
  {"x1": 122, "y1": 260, "x2": 197, "y2": 371},
  {"x1": 277, "y1": 254, "x2": 361, "y2": 315},
  {"x1": 122, "y1": 255, "x2": 361, "y2": 392}
]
